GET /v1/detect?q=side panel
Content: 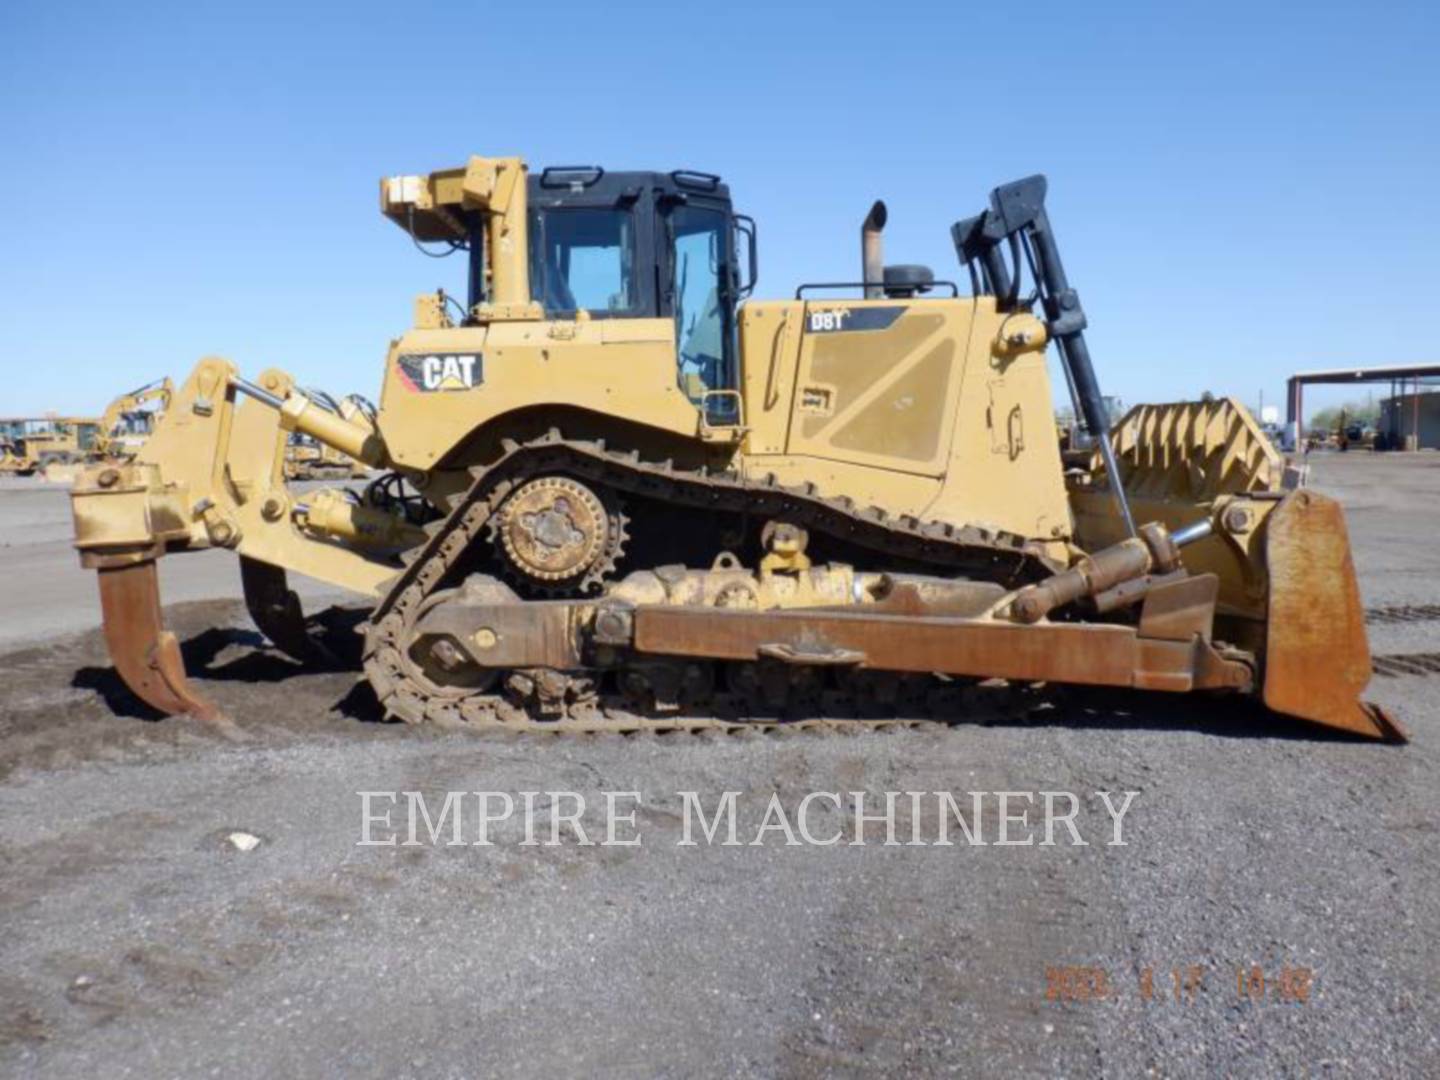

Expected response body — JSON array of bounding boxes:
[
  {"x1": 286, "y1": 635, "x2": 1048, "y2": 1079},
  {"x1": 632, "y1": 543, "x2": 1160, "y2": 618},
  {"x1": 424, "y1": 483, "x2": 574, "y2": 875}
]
[
  {"x1": 739, "y1": 296, "x2": 1072, "y2": 546},
  {"x1": 926, "y1": 301, "x2": 1072, "y2": 543},
  {"x1": 377, "y1": 318, "x2": 707, "y2": 469},
  {"x1": 784, "y1": 299, "x2": 968, "y2": 478},
  {"x1": 737, "y1": 298, "x2": 946, "y2": 513}
]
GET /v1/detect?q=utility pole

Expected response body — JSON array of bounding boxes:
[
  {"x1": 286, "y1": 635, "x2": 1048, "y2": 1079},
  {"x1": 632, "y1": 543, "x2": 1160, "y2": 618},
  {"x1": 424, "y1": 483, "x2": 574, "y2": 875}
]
[{"x1": 1414, "y1": 377, "x2": 1421, "y2": 451}]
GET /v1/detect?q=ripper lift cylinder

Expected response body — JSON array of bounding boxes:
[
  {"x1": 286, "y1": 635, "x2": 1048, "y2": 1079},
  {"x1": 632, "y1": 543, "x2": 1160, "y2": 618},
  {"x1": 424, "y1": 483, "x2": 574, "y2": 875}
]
[{"x1": 233, "y1": 377, "x2": 387, "y2": 467}]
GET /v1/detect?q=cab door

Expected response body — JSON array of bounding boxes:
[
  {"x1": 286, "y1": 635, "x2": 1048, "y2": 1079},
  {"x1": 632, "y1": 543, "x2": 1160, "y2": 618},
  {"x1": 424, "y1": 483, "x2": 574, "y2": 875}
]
[{"x1": 662, "y1": 199, "x2": 742, "y2": 423}]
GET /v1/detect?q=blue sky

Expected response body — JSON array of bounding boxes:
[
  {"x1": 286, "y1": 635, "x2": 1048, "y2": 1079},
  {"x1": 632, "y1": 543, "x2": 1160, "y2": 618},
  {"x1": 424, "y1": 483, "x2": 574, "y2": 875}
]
[{"x1": 2, "y1": 0, "x2": 1436, "y2": 418}]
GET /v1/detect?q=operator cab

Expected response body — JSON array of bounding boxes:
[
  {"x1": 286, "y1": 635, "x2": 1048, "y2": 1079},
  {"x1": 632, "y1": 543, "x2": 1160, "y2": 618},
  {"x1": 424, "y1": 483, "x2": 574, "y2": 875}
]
[{"x1": 464, "y1": 166, "x2": 756, "y2": 417}]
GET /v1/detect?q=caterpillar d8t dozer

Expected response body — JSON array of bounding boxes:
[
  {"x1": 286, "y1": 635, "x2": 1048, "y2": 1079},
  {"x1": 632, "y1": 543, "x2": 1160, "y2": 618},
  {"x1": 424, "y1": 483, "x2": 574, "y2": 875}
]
[{"x1": 68, "y1": 157, "x2": 1402, "y2": 740}]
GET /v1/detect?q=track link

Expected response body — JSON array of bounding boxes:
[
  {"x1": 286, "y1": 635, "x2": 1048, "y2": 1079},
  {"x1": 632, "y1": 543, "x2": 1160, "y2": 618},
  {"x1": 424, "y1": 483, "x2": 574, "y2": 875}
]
[{"x1": 361, "y1": 433, "x2": 1056, "y2": 733}]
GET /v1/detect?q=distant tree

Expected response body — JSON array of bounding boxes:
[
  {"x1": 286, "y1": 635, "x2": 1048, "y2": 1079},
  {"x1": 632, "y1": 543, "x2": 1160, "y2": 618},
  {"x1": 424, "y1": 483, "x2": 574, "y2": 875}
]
[
  {"x1": 1351, "y1": 400, "x2": 1381, "y2": 425},
  {"x1": 1312, "y1": 400, "x2": 1380, "y2": 432}
]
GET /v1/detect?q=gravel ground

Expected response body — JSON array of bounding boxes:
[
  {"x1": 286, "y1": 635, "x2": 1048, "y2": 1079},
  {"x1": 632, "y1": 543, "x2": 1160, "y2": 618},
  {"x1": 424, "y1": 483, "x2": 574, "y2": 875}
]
[{"x1": 0, "y1": 454, "x2": 1436, "y2": 1077}]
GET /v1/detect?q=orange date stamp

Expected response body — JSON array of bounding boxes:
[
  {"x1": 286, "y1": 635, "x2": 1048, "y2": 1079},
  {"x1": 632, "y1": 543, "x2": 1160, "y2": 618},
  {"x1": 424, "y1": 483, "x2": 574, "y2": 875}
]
[{"x1": 1045, "y1": 964, "x2": 1313, "y2": 1005}]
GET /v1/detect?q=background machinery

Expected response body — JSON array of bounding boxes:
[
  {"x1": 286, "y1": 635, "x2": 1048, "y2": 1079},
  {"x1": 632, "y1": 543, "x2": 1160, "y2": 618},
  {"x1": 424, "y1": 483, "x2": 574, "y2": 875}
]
[
  {"x1": 0, "y1": 432, "x2": 26, "y2": 475},
  {"x1": 97, "y1": 378, "x2": 173, "y2": 461},
  {"x1": 0, "y1": 382, "x2": 168, "y2": 479},
  {"x1": 1, "y1": 416, "x2": 101, "y2": 475},
  {"x1": 67, "y1": 156, "x2": 1401, "y2": 740}
]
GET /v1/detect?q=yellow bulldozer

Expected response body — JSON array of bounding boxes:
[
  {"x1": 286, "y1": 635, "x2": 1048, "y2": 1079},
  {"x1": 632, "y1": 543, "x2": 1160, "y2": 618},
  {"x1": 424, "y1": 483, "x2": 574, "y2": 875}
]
[
  {"x1": 97, "y1": 378, "x2": 174, "y2": 461},
  {"x1": 0, "y1": 384, "x2": 168, "y2": 481},
  {"x1": 67, "y1": 156, "x2": 1401, "y2": 740},
  {"x1": 0, "y1": 432, "x2": 27, "y2": 475},
  {"x1": 1, "y1": 416, "x2": 102, "y2": 475}
]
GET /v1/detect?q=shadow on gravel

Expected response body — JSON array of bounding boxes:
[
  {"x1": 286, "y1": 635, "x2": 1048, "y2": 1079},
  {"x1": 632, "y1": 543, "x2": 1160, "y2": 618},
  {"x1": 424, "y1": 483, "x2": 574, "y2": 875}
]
[
  {"x1": 334, "y1": 679, "x2": 391, "y2": 725},
  {"x1": 1026, "y1": 685, "x2": 1390, "y2": 744},
  {"x1": 181, "y1": 627, "x2": 308, "y2": 683},
  {"x1": 70, "y1": 665, "x2": 168, "y2": 722},
  {"x1": 69, "y1": 606, "x2": 370, "y2": 720}
]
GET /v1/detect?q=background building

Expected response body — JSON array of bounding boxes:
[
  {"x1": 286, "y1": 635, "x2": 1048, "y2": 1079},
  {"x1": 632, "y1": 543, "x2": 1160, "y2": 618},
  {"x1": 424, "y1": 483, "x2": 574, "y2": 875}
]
[{"x1": 1380, "y1": 390, "x2": 1440, "y2": 450}]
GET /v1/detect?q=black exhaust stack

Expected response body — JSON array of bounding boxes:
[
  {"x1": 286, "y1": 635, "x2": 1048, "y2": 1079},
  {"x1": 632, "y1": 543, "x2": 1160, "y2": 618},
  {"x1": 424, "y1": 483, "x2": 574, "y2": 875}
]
[{"x1": 861, "y1": 201, "x2": 888, "y2": 300}]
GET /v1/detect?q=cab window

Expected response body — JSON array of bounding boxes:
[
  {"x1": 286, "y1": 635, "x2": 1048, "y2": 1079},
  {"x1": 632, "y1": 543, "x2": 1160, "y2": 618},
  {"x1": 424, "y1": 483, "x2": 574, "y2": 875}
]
[
  {"x1": 670, "y1": 205, "x2": 732, "y2": 400},
  {"x1": 531, "y1": 208, "x2": 637, "y2": 317}
]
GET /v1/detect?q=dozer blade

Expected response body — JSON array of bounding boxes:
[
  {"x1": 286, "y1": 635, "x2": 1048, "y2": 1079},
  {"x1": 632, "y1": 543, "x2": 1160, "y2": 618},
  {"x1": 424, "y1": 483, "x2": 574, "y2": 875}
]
[
  {"x1": 96, "y1": 560, "x2": 222, "y2": 721},
  {"x1": 1263, "y1": 490, "x2": 1406, "y2": 742}
]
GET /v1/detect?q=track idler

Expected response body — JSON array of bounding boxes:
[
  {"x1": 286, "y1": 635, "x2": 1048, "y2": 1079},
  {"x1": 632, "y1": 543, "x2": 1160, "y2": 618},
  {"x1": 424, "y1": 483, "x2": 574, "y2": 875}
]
[{"x1": 95, "y1": 559, "x2": 222, "y2": 721}]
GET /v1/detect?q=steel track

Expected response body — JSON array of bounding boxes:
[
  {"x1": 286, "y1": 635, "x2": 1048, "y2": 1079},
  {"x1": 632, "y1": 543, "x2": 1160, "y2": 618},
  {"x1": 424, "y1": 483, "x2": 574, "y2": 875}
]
[{"x1": 361, "y1": 432, "x2": 1054, "y2": 732}]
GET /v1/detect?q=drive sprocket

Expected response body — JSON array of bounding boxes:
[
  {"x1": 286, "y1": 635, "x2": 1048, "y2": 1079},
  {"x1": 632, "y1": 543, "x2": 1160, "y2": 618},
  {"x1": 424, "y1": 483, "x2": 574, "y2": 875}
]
[{"x1": 491, "y1": 475, "x2": 626, "y2": 595}]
